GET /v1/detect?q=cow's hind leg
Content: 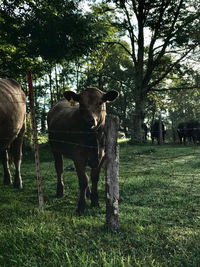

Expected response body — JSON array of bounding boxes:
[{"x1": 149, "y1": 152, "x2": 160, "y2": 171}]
[
  {"x1": 1, "y1": 150, "x2": 12, "y2": 185},
  {"x1": 74, "y1": 160, "x2": 89, "y2": 214},
  {"x1": 10, "y1": 137, "x2": 23, "y2": 189},
  {"x1": 53, "y1": 152, "x2": 64, "y2": 197}
]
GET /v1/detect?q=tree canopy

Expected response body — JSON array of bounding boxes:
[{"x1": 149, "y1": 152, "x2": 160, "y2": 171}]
[
  {"x1": 0, "y1": 0, "x2": 107, "y2": 78},
  {"x1": 0, "y1": 0, "x2": 200, "y2": 141},
  {"x1": 97, "y1": 0, "x2": 200, "y2": 142}
]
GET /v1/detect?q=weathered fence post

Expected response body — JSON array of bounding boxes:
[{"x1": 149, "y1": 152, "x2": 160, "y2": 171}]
[
  {"x1": 27, "y1": 71, "x2": 44, "y2": 212},
  {"x1": 105, "y1": 115, "x2": 120, "y2": 230}
]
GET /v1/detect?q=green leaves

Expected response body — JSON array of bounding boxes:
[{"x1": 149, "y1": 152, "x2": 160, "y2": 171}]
[{"x1": 0, "y1": 0, "x2": 106, "y2": 78}]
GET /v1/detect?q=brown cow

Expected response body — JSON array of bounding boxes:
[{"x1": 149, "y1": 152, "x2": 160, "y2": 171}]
[
  {"x1": 47, "y1": 87, "x2": 119, "y2": 214},
  {"x1": 0, "y1": 78, "x2": 26, "y2": 188}
]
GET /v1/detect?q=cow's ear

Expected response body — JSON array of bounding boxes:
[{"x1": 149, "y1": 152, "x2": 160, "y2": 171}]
[
  {"x1": 103, "y1": 90, "x2": 119, "y2": 103},
  {"x1": 63, "y1": 91, "x2": 80, "y2": 102}
]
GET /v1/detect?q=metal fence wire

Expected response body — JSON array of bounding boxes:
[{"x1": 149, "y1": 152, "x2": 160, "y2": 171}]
[{"x1": 1, "y1": 124, "x2": 200, "y2": 208}]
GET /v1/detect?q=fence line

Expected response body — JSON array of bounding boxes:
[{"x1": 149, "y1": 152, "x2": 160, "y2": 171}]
[
  {"x1": 48, "y1": 138, "x2": 98, "y2": 149},
  {"x1": 2, "y1": 119, "x2": 200, "y2": 225},
  {"x1": 2, "y1": 135, "x2": 200, "y2": 227},
  {"x1": 48, "y1": 130, "x2": 99, "y2": 134},
  {"x1": 16, "y1": 139, "x2": 200, "y2": 190},
  {"x1": 6, "y1": 145, "x2": 199, "y2": 176}
]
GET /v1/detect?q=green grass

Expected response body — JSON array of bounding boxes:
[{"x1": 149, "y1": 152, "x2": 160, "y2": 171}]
[{"x1": 1, "y1": 142, "x2": 200, "y2": 266}]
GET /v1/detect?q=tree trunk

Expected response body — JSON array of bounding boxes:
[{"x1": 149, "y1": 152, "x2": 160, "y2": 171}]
[
  {"x1": 131, "y1": 93, "x2": 146, "y2": 144},
  {"x1": 171, "y1": 118, "x2": 176, "y2": 144},
  {"x1": 49, "y1": 72, "x2": 54, "y2": 107},
  {"x1": 158, "y1": 116, "x2": 163, "y2": 145},
  {"x1": 55, "y1": 65, "x2": 59, "y2": 100}
]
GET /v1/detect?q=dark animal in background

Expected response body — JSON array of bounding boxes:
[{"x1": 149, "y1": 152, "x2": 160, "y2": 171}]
[
  {"x1": 47, "y1": 87, "x2": 119, "y2": 214},
  {"x1": 151, "y1": 120, "x2": 166, "y2": 144},
  {"x1": 177, "y1": 121, "x2": 200, "y2": 144},
  {"x1": 188, "y1": 121, "x2": 200, "y2": 143},
  {"x1": 0, "y1": 78, "x2": 26, "y2": 188},
  {"x1": 177, "y1": 122, "x2": 188, "y2": 144},
  {"x1": 142, "y1": 123, "x2": 148, "y2": 142}
]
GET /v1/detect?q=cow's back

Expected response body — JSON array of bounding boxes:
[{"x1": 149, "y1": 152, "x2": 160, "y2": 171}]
[{"x1": 0, "y1": 78, "x2": 26, "y2": 149}]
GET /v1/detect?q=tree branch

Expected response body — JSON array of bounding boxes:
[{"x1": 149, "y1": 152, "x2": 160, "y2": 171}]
[
  {"x1": 147, "y1": 47, "x2": 193, "y2": 90},
  {"x1": 150, "y1": 86, "x2": 200, "y2": 92},
  {"x1": 131, "y1": 0, "x2": 138, "y2": 19},
  {"x1": 104, "y1": 41, "x2": 132, "y2": 57},
  {"x1": 153, "y1": 0, "x2": 184, "y2": 65},
  {"x1": 122, "y1": 1, "x2": 137, "y2": 64},
  {"x1": 148, "y1": 47, "x2": 194, "y2": 90},
  {"x1": 144, "y1": 0, "x2": 170, "y2": 87}
]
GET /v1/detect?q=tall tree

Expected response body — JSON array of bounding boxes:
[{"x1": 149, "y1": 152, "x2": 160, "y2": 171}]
[{"x1": 97, "y1": 0, "x2": 200, "y2": 142}]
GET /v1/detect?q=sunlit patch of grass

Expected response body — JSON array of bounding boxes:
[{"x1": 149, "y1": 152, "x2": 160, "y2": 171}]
[{"x1": 118, "y1": 137, "x2": 130, "y2": 144}]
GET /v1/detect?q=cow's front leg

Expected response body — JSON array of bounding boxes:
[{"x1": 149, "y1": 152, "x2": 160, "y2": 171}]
[
  {"x1": 90, "y1": 155, "x2": 105, "y2": 208},
  {"x1": 74, "y1": 161, "x2": 89, "y2": 214},
  {"x1": 1, "y1": 150, "x2": 12, "y2": 185},
  {"x1": 53, "y1": 152, "x2": 64, "y2": 197},
  {"x1": 90, "y1": 167, "x2": 100, "y2": 208}
]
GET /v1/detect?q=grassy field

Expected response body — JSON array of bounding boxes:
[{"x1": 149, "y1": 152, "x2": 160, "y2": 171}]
[{"x1": 0, "y1": 142, "x2": 200, "y2": 266}]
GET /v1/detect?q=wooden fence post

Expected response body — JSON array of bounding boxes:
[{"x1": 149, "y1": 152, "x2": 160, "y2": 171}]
[
  {"x1": 27, "y1": 71, "x2": 44, "y2": 212},
  {"x1": 105, "y1": 115, "x2": 120, "y2": 230}
]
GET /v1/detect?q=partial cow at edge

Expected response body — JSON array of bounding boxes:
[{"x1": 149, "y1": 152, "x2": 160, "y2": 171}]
[
  {"x1": 47, "y1": 87, "x2": 119, "y2": 214},
  {"x1": 0, "y1": 78, "x2": 26, "y2": 188},
  {"x1": 177, "y1": 120, "x2": 200, "y2": 144}
]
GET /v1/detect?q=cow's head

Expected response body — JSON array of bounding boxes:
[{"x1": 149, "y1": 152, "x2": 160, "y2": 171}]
[{"x1": 64, "y1": 87, "x2": 119, "y2": 129}]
